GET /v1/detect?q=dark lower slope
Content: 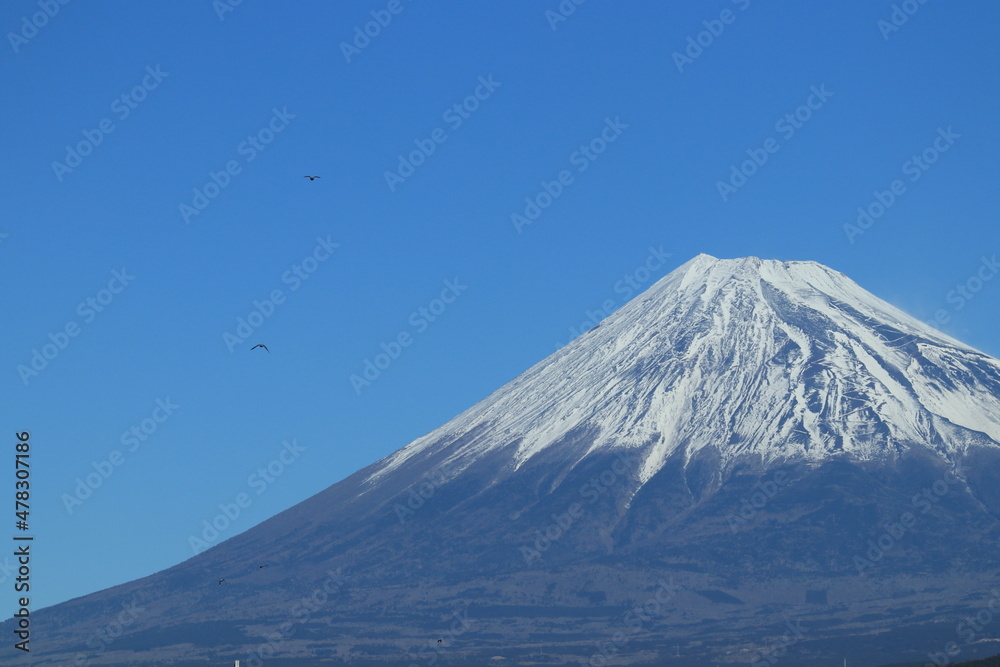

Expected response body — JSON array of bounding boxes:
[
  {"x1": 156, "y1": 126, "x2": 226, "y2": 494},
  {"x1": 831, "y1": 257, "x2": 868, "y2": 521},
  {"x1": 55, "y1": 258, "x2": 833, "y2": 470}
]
[{"x1": 6, "y1": 437, "x2": 1000, "y2": 666}]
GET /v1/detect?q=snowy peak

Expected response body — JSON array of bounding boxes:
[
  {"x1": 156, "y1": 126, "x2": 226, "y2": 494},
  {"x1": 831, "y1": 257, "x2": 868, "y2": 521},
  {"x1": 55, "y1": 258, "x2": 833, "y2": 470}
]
[{"x1": 368, "y1": 255, "x2": 1000, "y2": 491}]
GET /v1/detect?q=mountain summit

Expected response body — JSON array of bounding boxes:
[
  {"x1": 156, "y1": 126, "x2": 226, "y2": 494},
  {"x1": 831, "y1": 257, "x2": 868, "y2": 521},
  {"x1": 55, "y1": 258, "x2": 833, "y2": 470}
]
[
  {"x1": 373, "y1": 253, "x2": 1000, "y2": 487},
  {"x1": 15, "y1": 255, "x2": 1000, "y2": 666}
]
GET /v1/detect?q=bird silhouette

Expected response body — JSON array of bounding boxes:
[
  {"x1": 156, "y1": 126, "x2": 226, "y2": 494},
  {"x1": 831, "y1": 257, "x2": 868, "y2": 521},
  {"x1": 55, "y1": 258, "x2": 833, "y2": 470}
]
[
  {"x1": 218, "y1": 578, "x2": 225, "y2": 585},
  {"x1": 257, "y1": 563, "x2": 270, "y2": 569},
  {"x1": 250, "y1": 344, "x2": 269, "y2": 353},
  {"x1": 304, "y1": 175, "x2": 321, "y2": 181}
]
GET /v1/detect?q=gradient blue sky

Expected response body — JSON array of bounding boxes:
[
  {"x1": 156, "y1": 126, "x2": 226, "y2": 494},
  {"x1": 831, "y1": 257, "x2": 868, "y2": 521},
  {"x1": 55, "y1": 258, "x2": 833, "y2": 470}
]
[{"x1": 2, "y1": 1, "x2": 997, "y2": 610}]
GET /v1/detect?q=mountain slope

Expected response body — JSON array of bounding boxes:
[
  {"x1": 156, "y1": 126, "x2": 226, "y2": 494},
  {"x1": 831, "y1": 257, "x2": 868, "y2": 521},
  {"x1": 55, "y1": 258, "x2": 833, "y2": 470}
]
[{"x1": 9, "y1": 254, "x2": 1000, "y2": 667}]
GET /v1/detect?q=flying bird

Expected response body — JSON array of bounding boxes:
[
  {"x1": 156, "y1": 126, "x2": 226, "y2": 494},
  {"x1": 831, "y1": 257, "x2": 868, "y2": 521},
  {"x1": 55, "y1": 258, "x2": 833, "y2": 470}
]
[
  {"x1": 218, "y1": 578, "x2": 225, "y2": 585},
  {"x1": 304, "y1": 175, "x2": 321, "y2": 181},
  {"x1": 250, "y1": 344, "x2": 269, "y2": 353},
  {"x1": 257, "y1": 563, "x2": 270, "y2": 569}
]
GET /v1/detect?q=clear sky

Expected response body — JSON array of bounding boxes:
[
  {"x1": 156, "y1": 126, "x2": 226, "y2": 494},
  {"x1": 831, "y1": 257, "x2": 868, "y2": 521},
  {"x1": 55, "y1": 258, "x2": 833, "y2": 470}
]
[{"x1": 2, "y1": 1, "x2": 997, "y2": 610}]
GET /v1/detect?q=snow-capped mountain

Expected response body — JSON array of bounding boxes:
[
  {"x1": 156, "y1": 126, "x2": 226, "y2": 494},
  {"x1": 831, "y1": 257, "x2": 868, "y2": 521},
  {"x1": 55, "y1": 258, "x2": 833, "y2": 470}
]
[
  {"x1": 12, "y1": 255, "x2": 1000, "y2": 667},
  {"x1": 371, "y1": 253, "x2": 1000, "y2": 486}
]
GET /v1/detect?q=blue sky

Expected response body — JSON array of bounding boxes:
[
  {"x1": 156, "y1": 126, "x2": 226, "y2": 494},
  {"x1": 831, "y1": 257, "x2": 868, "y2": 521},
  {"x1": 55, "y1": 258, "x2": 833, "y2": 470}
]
[{"x1": 2, "y1": 1, "x2": 997, "y2": 610}]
